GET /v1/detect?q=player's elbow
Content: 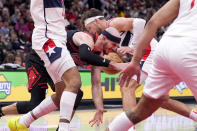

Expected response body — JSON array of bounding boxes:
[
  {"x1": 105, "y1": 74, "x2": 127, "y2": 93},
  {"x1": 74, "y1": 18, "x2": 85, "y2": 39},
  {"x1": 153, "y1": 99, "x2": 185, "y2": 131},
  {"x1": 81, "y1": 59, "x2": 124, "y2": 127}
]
[
  {"x1": 79, "y1": 44, "x2": 90, "y2": 62},
  {"x1": 135, "y1": 18, "x2": 146, "y2": 26},
  {"x1": 133, "y1": 18, "x2": 146, "y2": 32},
  {"x1": 79, "y1": 52, "x2": 88, "y2": 62}
]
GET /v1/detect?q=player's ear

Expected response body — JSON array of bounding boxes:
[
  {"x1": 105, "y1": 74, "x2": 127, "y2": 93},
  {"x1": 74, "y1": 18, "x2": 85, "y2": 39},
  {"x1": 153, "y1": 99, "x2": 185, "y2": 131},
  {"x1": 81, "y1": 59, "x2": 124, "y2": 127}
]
[
  {"x1": 95, "y1": 18, "x2": 99, "y2": 24},
  {"x1": 102, "y1": 35, "x2": 106, "y2": 40}
]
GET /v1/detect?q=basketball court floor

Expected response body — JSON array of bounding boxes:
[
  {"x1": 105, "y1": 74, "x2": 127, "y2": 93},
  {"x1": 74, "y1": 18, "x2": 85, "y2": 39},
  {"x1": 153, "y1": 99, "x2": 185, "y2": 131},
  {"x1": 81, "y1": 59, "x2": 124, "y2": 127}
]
[{"x1": 0, "y1": 103, "x2": 197, "y2": 131}]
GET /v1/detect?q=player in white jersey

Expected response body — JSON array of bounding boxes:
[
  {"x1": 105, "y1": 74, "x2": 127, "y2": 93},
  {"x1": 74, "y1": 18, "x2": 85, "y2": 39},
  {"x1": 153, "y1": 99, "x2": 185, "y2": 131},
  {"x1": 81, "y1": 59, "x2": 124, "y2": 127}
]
[
  {"x1": 81, "y1": 8, "x2": 155, "y2": 111},
  {"x1": 7, "y1": 1, "x2": 120, "y2": 131},
  {"x1": 108, "y1": 0, "x2": 197, "y2": 130},
  {"x1": 8, "y1": 0, "x2": 81, "y2": 131},
  {"x1": 81, "y1": 8, "x2": 197, "y2": 128}
]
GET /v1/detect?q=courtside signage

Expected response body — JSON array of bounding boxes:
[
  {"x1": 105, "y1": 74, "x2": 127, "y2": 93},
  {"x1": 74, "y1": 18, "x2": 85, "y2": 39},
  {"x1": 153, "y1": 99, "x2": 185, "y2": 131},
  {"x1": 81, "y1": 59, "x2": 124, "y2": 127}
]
[
  {"x1": 0, "y1": 71, "x2": 194, "y2": 101},
  {"x1": 0, "y1": 74, "x2": 11, "y2": 99}
]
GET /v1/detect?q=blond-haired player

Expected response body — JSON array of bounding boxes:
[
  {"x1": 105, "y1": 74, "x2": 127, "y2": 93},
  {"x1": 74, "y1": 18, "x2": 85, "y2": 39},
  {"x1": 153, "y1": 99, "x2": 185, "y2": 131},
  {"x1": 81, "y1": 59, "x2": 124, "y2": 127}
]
[{"x1": 81, "y1": 8, "x2": 197, "y2": 128}]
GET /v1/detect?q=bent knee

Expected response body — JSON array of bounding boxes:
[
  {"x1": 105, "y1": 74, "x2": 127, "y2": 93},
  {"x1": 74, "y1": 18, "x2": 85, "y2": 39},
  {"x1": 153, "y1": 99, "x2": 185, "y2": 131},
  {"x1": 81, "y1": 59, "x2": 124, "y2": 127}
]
[{"x1": 67, "y1": 78, "x2": 82, "y2": 91}]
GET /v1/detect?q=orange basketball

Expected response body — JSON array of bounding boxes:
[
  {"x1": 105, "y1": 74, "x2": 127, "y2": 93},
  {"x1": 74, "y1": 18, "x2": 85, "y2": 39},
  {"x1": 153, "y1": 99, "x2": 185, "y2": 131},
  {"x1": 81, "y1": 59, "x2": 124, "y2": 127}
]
[{"x1": 102, "y1": 52, "x2": 123, "y2": 75}]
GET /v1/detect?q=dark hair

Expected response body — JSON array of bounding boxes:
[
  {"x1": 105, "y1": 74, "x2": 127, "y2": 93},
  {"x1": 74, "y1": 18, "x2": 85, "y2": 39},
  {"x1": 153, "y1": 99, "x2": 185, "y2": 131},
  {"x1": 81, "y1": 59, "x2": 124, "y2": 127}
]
[
  {"x1": 3, "y1": 53, "x2": 15, "y2": 63},
  {"x1": 80, "y1": 8, "x2": 104, "y2": 29}
]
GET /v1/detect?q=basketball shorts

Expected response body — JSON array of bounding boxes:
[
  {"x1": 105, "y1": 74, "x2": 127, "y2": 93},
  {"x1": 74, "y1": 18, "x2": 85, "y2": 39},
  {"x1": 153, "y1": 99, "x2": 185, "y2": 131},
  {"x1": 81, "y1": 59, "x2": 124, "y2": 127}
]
[
  {"x1": 143, "y1": 36, "x2": 197, "y2": 100},
  {"x1": 26, "y1": 50, "x2": 55, "y2": 92},
  {"x1": 35, "y1": 39, "x2": 76, "y2": 84}
]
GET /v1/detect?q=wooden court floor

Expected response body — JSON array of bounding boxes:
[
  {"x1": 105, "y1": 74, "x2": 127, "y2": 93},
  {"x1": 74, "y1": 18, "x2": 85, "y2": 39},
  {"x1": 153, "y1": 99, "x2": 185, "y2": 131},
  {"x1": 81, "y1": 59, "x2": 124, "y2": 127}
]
[{"x1": 0, "y1": 104, "x2": 197, "y2": 131}]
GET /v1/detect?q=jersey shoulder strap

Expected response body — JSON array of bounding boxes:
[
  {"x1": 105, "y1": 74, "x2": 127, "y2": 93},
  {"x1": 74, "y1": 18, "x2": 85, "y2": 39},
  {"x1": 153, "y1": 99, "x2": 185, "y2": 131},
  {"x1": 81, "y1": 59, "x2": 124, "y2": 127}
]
[{"x1": 67, "y1": 30, "x2": 79, "y2": 43}]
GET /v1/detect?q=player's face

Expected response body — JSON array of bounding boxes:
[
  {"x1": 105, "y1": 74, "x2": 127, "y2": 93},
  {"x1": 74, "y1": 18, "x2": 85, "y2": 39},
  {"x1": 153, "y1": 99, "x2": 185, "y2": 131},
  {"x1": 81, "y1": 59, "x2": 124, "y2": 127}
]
[
  {"x1": 103, "y1": 40, "x2": 118, "y2": 54},
  {"x1": 85, "y1": 22, "x2": 102, "y2": 35}
]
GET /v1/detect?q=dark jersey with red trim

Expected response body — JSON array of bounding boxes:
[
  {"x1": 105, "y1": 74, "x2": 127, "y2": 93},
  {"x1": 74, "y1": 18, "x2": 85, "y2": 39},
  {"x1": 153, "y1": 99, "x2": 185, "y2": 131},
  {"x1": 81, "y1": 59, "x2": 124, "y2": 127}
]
[{"x1": 66, "y1": 30, "x2": 97, "y2": 66}]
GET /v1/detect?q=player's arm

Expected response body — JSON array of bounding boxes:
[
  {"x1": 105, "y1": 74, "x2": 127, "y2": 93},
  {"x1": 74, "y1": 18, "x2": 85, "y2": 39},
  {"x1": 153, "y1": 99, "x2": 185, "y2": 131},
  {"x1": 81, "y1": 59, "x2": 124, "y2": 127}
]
[
  {"x1": 73, "y1": 32, "x2": 111, "y2": 67},
  {"x1": 110, "y1": 17, "x2": 146, "y2": 33},
  {"x1": 133, "y1": 0, "x2": 180, "y2": 64},
  {"x1": 89, "y1": 66, "x2": 107, "y2": 127},
  {"x1": 111, "y1": 17, "x2": 146, "y2": 49},
  {"x1": 91, "y1": 66, "x2": 104, "y2": 110}
]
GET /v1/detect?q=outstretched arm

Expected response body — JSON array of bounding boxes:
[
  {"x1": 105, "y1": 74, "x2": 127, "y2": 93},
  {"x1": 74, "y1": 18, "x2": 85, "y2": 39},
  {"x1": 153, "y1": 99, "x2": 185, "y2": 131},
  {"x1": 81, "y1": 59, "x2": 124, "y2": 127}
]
[
  {"x1": 119, "y1": 0, "x2": 180, "y2": 86},
  {"x1": 89, "y1": 66, "x2": 107, "y2": 127}
]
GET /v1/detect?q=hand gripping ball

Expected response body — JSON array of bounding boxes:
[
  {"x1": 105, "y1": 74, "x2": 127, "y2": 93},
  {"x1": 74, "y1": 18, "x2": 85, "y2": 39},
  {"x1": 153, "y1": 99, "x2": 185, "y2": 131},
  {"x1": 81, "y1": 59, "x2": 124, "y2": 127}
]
[{"x1": 102, "y1": 52, "x2": 123, "y2": 75}]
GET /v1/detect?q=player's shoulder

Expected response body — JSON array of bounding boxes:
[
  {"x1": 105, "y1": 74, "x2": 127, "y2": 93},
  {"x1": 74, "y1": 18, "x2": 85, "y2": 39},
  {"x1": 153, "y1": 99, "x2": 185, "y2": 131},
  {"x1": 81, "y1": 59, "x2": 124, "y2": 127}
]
[
  {"x1": 110, "y1": 17, "x2": 133, "y2": 23},
  {"x1": 109, "y1": 17, "x2": 134, "y2": 30},
  {"x1": 73, "y1": 31, "x2": 92, "y2": 39}
]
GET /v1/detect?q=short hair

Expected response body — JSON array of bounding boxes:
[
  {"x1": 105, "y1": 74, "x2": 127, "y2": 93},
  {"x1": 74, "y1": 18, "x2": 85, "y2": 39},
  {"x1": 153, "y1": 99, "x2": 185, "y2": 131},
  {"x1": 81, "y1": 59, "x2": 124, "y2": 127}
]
[
  {"x1": 80, "y1": 8, "x2": 105, "y2": 29},
  {"x1": 102, "y1": 27, "x2": 121, "y2": 43}
]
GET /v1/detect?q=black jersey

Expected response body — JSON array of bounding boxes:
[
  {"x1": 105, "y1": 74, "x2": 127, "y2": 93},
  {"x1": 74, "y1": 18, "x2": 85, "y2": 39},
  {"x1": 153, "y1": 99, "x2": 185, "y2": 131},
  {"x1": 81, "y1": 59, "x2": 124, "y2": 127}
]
[{"x1": 66, "y1": 30, "x2": 97, "y2": 66}]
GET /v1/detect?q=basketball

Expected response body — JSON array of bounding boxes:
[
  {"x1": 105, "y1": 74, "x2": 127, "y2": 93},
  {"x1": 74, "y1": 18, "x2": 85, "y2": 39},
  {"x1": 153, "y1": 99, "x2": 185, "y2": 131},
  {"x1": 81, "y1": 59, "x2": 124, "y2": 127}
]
[{"x1": 102, "y1": 52, "x2": 123, "y2": 75}]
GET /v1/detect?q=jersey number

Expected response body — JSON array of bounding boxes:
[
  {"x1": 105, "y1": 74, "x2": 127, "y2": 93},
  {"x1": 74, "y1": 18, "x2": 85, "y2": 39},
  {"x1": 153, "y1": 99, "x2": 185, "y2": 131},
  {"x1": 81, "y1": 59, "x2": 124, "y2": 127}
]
[{"x1": 190, "y1": 0, "x2": 195, "y2": 9}]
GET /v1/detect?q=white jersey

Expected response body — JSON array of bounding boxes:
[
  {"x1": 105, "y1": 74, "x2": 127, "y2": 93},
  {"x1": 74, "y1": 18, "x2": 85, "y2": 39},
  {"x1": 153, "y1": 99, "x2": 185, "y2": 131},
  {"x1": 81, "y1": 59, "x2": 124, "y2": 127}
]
[
  {"x1": 120, "y1": 30, "x2": 158, "y2": 62},
  {"x1": 107, "y1": 18, "x2": 157, "y2": 61},
  {"x1": 30, "y1": 0, "x2": 67, "y2": 50},
  {"x1": 119, "y1": 31, "x2": 133, "y2": 47},
  {"x1": 120, "y1": 30, "x2": 158, "y2": 74},
  {"x1": 164, "y1": 0, "x2": 197, "y2": 38}
]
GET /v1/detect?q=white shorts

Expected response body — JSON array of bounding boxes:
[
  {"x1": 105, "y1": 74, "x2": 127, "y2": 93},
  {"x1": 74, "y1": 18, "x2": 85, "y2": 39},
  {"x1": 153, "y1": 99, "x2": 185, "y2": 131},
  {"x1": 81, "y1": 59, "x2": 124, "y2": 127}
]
[
  {"x1": 35, "y1": 39, "x2": 76, "y2": 84},
  {"x1": 132, "y1": 38, "x2": 157, "y2": 84},
  {"x1": 143, "y1": 36, "x2": 197, "y2": 100},
  {"x1": 132, "y1": 70, "x2": 148, "y2": 85}
]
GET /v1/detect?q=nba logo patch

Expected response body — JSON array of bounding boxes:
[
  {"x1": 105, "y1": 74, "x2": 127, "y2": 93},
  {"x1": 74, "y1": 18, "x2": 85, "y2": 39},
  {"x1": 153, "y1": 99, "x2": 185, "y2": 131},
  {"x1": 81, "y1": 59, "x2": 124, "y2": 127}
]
[{"x1": 43, "y1": 39, "x2": 62, "y2": 63}]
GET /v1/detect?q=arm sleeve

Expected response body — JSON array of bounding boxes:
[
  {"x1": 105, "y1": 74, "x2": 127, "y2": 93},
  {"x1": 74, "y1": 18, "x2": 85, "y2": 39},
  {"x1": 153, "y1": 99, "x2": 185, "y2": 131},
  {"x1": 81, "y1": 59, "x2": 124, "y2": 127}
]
[{"x1": 79, "y1": 44, "x2": 110, "y2": 67}]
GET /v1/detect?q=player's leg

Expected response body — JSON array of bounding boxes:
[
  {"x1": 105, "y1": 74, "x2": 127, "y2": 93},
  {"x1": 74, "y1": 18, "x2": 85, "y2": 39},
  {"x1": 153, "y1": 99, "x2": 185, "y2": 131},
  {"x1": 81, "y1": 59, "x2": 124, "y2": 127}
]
[
  {"x1": 16, "y1": 50, "x2": 50, "y2": 115},
  {"x1": 0, "y1": 87, "x2": 46, "y2": 116},
  {"x1": 120, "y1": 79, "x2": 139, "y2": 111},
  {"x1": 160, "y1": 98, "x2": 197, "y2": 121},
  {"x1": 161, "y1": 98, "x2": 191, "y2": 116},
  {"x1": 35, "y1": 39, "x2": 81, "y2": 130},
  {"x1": 108, "y1": 40, "x2": 178, "y2": 130},
  {"x1": 120, "y1": 70, "x2": 148, "y2": 111},
  {"x1": 13, "y1": 82, "x2": 83, "y2": 131},
  {"x1": 56, "y1": 89, "x2": 83, "y2": 131},
  {"x1": 159, "y1": 36, "x2": 197, "y2": 122},
  {"x1": 8, "y1": 39, "x2": 80, "y2": 131},
  {"x1": 108, "y1": 95, "x2": 167, "y2": 131},
  {"x1": 141, "y1": 41, "x2": 197, "y2": 122},
  {"x1": 1, "y1": 50, "x2": 48, "y2": 117},
  {"x1": 58, "y1": 66, "x2": 81, "y2": 130}
]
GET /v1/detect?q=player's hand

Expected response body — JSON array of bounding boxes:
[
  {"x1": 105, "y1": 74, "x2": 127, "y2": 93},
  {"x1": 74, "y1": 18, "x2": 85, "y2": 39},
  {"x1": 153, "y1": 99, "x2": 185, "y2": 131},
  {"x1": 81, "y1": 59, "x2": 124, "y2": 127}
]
[
  {"x1": 89, "y1": 109, "x2": 107, "y2": 127},
  {"x1": 117, "y1": 47, "x2": 134, "y2": 56},
  {"x1": 118, "y1": 61, "x2": 141, "y2": 87},
  {"x1": 109, "y1": 62, "x2": 130, "y2": 72}
]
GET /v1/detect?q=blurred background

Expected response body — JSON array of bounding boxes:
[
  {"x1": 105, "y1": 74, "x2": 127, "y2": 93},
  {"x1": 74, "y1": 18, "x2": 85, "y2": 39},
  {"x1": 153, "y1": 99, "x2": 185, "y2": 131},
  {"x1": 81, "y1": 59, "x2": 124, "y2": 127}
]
[{"x1": 0, "y1": 0, "x2": 168, "y2": 68}]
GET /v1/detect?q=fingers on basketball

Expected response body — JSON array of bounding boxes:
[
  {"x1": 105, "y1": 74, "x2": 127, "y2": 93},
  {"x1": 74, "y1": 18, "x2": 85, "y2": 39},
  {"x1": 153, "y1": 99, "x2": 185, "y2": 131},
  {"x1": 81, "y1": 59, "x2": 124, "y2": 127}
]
[{"x1": 102, "y1": 52, "x2": 123, "y2": 75}]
